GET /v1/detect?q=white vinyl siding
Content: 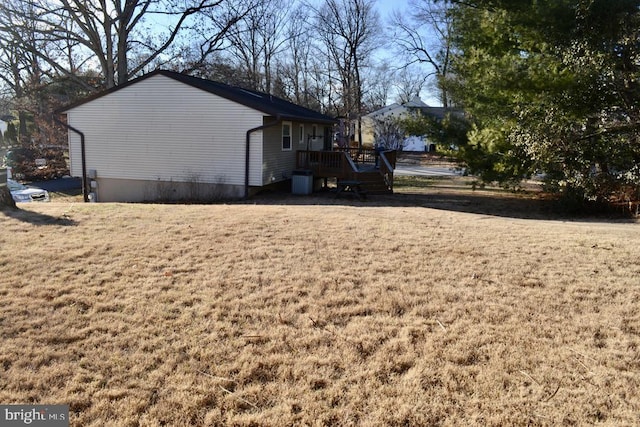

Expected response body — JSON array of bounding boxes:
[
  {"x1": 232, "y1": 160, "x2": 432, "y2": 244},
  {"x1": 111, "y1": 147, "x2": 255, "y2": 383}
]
[{"x1": 66, "y1": 74, "x2": 264, "y2": 187}]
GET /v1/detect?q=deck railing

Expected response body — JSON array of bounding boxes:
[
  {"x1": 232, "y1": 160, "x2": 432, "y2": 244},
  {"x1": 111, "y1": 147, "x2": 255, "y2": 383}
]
[
  {"x1": 334, "y1": 147, "x2": 376, "y2": 165},
  {"x1": 296, "y1": 149, "x2": 396, "y2": 192},
  {"x1": 296, "y1": 150, "x2": 357, "y2": 179},
  {"x1": 379, "y1": 151, "x2": 394, "y2": 191},
  {"x1": 334, "y1": 147, "x2": 397, "y2": 169}
]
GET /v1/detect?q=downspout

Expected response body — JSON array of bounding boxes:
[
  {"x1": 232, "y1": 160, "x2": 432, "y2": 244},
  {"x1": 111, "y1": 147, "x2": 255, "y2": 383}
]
[
  {"x1": 245, "y1": 116, "x2": 282, "y2": 199},
  {"x1": 54, "y1": 116, "x2": 89, "y2": 202}
]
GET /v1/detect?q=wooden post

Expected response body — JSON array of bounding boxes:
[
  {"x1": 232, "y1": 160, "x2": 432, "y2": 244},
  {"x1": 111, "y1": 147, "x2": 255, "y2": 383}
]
[{"x1": 0, "y1": 168, "x2": 17, "y2": 209}]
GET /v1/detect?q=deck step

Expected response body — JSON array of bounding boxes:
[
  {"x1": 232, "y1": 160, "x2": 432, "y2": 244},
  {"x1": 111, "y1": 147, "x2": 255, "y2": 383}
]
[{"x1": 352, "y1": 171, "x2": 392, "y2": 194}]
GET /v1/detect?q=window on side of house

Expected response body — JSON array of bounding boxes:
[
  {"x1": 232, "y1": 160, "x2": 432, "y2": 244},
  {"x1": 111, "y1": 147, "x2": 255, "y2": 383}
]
[
  {"x1": 282, "y1": 122, "x2": 292, "y2": 151},
  {"x1": 312, "y1": 124, "x2": 318, "y2": 138},
  {"x1": 299, "y1": 124, "x2": 305, "y2": 145}
]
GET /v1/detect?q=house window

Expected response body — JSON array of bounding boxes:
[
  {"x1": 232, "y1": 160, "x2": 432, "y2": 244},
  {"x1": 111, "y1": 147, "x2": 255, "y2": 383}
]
[
  {"x1": 282, "y1": 122, "x2": 292, "y2": 151},
  {"x1": 299, "y1": 124, "x2": 305, "y2": 145},
  {"x1": 312, "y1": 124, "x2": 318, "y2": 138}
]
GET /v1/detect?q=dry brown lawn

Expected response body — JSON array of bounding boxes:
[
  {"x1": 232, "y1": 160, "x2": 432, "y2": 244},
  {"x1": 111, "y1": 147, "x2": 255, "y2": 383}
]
[{"x1": 1, "y1": 180, "x2": 639, "y2": 426}]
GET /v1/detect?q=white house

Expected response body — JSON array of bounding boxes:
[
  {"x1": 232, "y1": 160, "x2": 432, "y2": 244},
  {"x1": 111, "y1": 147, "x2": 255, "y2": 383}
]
[
  {"x1": 0, "y1": 114, "x2": 13, "y2": 142},
  {"x1": 362, "y1": 97, "x2": 447, "y2": 151},
  {"x1": 0, "y1": 118, "x2": 8, "y2": 136},
  {"x1": 59, "y1": 70, "x2": 335, "y2": 202}
]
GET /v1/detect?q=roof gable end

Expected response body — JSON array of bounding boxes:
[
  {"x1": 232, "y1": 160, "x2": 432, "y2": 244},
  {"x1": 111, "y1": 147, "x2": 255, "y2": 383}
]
[{"x1": 60, "y1": 70, "x2": 335, "y2": 124}]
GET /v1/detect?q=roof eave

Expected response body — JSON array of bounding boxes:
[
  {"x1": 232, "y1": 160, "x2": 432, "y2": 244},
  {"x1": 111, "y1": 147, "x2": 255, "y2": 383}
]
[
  {"x1": 278, "y1": 115, "x2": 337, "y2": 124},
  {"x1": 55, "y1": 70, "x2": 337, "y2": 124}
]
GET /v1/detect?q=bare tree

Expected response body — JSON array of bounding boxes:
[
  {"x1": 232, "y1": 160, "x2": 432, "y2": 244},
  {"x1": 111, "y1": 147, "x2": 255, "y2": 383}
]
[
  {"x1": 274, "y1": 4, "x2": 328, "y2": 111},
  {"x1": 224, "y1": 0, "x2": 290, "y2": 93},
  {"x1": 1, "y1": 0, "x2": 249, "y2": 89},
  {"x1": 0, "y1": 0, "x2": 50, "y2": 140},
  {"x1": 391, "y1": 0, "x2": 454, "y2": 107},
  {"x1": 373, "y1": 115, "x2": 405, "y2": 150},
  {"x1": 277, "y1": 5, "x2": 309, "y2": 103},
  {"x1": 316, "y1": 0, "x2": 381, "y2": 147},
  {"x1": 0, "y1": 0, "x2": 103, "y2": 149},
  {"x1": 394, "y1": 66, "x2": 429, "y2": 104},
  {"x1": 362, "y1": 61, "x2": 396, "y2": 112}
]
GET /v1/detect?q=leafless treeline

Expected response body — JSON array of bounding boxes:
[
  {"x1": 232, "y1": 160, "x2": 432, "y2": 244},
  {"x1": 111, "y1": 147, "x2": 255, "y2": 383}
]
[{"x1": 0, "y1": 0, "x2": 449, "y2": 146}]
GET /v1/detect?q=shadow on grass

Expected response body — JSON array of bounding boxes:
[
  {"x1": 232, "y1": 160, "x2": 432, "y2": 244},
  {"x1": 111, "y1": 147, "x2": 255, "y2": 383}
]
[
  {"x1": 1, "y1": 207, "x2": 77, "y2": 226},
  {"x1": 249, "y1": 190, "x2": 554, "y2": 220},
  {"x1": 250, "y1": 179, "x2": 637, "y2": 223}
]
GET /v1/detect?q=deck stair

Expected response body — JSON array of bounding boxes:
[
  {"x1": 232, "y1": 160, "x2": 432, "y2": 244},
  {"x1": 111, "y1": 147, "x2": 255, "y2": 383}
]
[{"x1": 347, "y1": 169, "x2": 391, "y2": 194}]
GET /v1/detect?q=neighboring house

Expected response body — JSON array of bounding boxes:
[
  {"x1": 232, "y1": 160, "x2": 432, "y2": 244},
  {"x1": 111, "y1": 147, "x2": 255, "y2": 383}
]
[
  {"x1": 0, "y1": 115, "x2": 13, "y2": 164},
  {"x1": 362, "y1": 97, "x2": 448, "y2": 151},
  {"x1": 0, "y1": 117, "x2": 8, "y2": 136},
  {"x1": 0, "y1": 114, "x2": 13, "y2": 140},
  {"x1": 59, "y1": 70, "x2": 335, "y2": 202}
]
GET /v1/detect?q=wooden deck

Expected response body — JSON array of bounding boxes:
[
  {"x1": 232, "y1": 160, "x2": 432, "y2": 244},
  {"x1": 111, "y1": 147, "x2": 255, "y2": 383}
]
[{"x1": 296, "y1": 149, "x2": 396, "y2": 194}]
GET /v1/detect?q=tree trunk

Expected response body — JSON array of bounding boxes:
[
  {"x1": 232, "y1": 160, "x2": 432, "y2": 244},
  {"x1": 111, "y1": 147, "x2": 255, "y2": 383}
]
[{"x1": 0, "y1": 185, "x2": 17, "y2": 210}]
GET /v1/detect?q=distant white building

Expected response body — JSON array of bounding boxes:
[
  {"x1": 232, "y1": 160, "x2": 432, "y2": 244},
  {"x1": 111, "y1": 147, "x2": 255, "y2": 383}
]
[
  {"x1": 362, "y1": 97, "x2": 448, "y2": 152},
  {"x1": 0, "y1": 115, "x2": 12, "y2": 137}
]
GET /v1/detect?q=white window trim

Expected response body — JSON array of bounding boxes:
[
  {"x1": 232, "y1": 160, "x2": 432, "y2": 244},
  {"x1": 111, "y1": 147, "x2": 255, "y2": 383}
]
[
  {"x1": 299, "y1": 124, "x2": 305, "y2": 145},
  {"x1": 282, "y1": 121, "x2": 292, "y2": 151}
]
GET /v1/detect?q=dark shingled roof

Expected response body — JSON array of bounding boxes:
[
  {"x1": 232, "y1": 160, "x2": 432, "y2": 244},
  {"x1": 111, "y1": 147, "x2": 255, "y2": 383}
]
[{"x1": 60, "y1": 70, "x2": 336, "y2": 124}]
